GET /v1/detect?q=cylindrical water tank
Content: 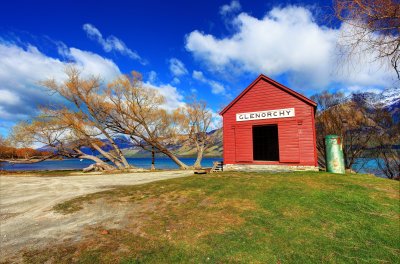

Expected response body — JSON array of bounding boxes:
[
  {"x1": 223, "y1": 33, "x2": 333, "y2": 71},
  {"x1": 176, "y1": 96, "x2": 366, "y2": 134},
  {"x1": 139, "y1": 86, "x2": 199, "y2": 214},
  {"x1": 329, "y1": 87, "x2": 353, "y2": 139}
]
[{"x1": 325, "y1": 135, "x2": 345, "y2": 174}]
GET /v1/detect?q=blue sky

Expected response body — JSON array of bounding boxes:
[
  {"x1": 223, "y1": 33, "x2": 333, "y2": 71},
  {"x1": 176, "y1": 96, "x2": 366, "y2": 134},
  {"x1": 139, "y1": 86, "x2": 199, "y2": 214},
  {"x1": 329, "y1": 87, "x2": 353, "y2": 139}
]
[{"x1": 0, "y1": 0, "x2": 396, "y2": 137}]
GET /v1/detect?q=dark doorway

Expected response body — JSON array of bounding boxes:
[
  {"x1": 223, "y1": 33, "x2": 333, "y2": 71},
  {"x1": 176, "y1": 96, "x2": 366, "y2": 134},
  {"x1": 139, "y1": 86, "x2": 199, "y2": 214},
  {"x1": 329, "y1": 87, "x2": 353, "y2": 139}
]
[{"x1": 253, "y1": 125, "x2": 279, "y2": 161}]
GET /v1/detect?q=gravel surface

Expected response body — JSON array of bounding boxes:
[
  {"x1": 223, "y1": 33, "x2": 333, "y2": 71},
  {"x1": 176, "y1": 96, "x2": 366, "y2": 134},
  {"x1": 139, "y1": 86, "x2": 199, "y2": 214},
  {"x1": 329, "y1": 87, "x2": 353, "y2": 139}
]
[{"x1": 0, "y1": 170, "x2": 192, "y2": 259}]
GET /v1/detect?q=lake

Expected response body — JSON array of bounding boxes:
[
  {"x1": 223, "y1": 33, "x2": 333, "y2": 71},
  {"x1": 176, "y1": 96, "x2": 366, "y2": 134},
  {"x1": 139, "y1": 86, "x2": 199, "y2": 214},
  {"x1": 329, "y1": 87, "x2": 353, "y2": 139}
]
[
  {"x1": 0, "y1": 157, "x2": 223, "y2": 171},
  {"x1": 0, "y1": 157, "x2": 385, "y2": 177}
]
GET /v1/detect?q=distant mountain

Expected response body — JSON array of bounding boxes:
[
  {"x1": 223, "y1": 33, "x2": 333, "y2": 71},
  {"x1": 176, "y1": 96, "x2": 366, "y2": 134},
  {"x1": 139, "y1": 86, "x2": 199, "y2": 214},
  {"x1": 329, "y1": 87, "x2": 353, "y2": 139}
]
[
  {"x1": 37, "y1": 135, "x2": 135, "y2": 155},
  {"x1": 78, "y1": 136, "x2": 135, "y2": 156},
  {"x1": 350, "y1": 86, "x2": 400, "y2": 122},
  {"x1": 38, "y1": 129, "x2": 223, "y2": 158},
  {"x1": 123, "y1": 128, "x2": 223, "y2": 158}
]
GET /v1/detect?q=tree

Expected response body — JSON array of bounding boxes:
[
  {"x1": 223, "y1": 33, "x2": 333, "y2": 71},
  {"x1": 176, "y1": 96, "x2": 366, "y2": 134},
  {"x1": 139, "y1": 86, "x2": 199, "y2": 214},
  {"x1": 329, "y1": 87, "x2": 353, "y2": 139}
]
[
  {"x1": 44, "y1": 107, "x2": 130, "y2": 170},
  {"x1": 311, "y1": 91, "x2": 378, "y2": 170},
  {"x1": 0, "y1": 135, "x2": 13, "y2": 169},
  {"x1": 335, "y1": 0, "x2": 400, "y2": 79},
  {"x1": 40, "y1": 66, "x2": 132, "y2": 170},
  {"x1": 175, "y1": 96, "x2": 212, "y2": 169},
  {"x1": 0, "y1": 135, "x2": 15, "y2": 159},
  {"x1": 7, "y1": 117, "x2": 115, "y2": 171},
  {"x1": 370, "y1": 105, "x2": 400, "y2": 179},
  {"x1": 105, "y1": 71, "x2": 190, "y2": 169},
  {"x1": 312, "y1": 90, "x2": 400, "y2": 179},
  {"x1": 15, "y1": 148, "x2": 36, "y2": 159}
]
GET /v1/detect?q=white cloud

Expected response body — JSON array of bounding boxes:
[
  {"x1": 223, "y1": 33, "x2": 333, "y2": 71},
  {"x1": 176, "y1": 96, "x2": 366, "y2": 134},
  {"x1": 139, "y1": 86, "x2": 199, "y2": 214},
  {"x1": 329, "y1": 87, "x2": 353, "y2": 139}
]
[
  {"x1": 171, "y1": 77, "x2": 181, "y2": 85},
  {"x1": 186, "y1": 6, "x2": 395, "y2": 90},
  {"x1": 83, "y1": 23, "x2": 146, "y2": 64},
  {"x1": 145, "y1": 82, "x2": 185, "y2": 111},
  {"x1": 148, "y1": 71, "x2": 157, "y2": 83},
  {"x1": 341, "y1": 85, "x2": 383, "y2": 96},
  {"x1": 192, "y1": 70, "x2": 206, "y2": 82},
  {"x1": 220, "y1": 0, "x2": 241, "y2": 16},
  {"x1": 68, "y1": 48, "x2": 121, "y2": 81},
  {"x1": 192, "y1": 70, "x2": 226, "y2": 95},
  {"x1": 207, "y1": 109, "x2": 222, "y2": 130},
  {"x1": 169, "y1": 58, "x2": 188, "y2": 76},
  {"x1": 0, "y1": 90, "x2": 21, "y2": 105},
  {"x1": 210, "y1": 82, "x2": 226, "y2": 94},
  {"x1": 0, "y1": 41, "x2": 121, "y2": 123}
]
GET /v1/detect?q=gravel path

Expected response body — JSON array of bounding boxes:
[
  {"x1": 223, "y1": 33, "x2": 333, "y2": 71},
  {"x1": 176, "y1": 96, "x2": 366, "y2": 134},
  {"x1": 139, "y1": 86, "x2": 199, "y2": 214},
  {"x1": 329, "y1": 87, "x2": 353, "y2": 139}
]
[{"x1": 0, "y1": 170, "x2": 192, "y2": 259}]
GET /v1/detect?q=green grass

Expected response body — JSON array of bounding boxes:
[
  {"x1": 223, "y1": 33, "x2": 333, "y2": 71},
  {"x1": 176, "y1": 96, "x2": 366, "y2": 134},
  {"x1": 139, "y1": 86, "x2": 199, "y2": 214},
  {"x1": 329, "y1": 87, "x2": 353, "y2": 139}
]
[{"x1": 26, "y1": 172, "x2": 400, "y2": 263}]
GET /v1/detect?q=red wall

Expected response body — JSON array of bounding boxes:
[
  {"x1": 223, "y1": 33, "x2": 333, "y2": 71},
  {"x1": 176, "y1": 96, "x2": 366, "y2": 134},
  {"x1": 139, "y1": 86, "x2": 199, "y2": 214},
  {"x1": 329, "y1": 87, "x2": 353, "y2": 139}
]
[{"x1": 222, "y1": 77, "x2": 317, "y2": 166}]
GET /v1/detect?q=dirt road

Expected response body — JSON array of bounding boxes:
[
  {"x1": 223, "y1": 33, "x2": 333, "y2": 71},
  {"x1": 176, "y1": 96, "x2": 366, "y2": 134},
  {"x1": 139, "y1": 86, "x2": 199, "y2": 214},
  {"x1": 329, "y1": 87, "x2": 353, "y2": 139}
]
[{"x1": 0, "y1": 171, "x2": 192, "y2": 260}]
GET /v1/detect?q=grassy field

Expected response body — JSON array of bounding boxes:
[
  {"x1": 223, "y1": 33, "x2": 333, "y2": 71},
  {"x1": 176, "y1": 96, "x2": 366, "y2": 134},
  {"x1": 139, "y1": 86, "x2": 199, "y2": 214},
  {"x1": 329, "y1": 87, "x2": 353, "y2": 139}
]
[{"x1": 22, "y1": 171, "x2": 399, "y2": 263}]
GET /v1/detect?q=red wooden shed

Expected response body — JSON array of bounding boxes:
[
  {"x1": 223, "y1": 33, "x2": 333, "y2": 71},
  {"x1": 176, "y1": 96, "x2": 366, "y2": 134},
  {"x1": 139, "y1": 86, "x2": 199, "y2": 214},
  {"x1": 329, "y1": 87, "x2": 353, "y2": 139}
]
[{"x1": 220, "y1": 74, "x2": 318, "y2": 171}]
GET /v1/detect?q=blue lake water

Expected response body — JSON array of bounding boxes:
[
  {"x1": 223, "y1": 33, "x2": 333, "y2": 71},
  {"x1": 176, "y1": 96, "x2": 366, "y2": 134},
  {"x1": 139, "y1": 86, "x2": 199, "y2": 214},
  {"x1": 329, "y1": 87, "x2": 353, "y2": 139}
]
[
  {"x1": 1, "y1": 157, "x2": 385, "y2": 177},
  {"x1": 352, "y1": 158, "x2": 386, "y2": 177},
  {"x1": 1, "y1": 157, "x2": 223, "y2": 171}
]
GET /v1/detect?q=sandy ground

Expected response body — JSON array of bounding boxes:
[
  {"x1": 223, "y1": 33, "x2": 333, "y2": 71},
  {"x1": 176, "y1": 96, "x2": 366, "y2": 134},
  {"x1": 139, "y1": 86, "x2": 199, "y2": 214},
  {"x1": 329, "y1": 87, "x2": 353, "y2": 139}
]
[{"x1": 0, "y1": 170, "x2": 192, "y2": 260}]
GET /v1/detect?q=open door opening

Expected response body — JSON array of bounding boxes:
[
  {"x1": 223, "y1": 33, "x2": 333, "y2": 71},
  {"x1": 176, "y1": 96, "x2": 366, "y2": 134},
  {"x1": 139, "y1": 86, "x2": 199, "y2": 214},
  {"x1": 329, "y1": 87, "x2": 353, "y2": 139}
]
[{"x1": 253, "y1": 125, "x2": 279, "y2": 161}]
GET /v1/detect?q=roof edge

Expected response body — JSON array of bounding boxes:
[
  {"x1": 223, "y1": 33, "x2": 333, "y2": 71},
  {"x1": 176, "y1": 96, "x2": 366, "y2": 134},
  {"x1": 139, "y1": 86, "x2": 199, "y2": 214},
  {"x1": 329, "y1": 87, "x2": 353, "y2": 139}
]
[{"x1": 219, "y1": 74, "x2": 317, "y2": 115}]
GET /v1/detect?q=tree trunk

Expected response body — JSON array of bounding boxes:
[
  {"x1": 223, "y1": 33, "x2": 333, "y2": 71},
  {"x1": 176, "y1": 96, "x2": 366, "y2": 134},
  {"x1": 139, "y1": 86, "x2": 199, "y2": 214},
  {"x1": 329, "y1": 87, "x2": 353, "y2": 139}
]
[
  {"x1": 193, "y1": 146, "x2": 204, "y2": 169},
  {"x1": 164, "y1": 151, "x2": 189, "y2": 169},
  {"x1": 99, "y1": 129, "x2": 131, "y2": 169},
  {"x1": 127, "y1": 134, "x2": 189, "y2": 170},
  {"x1": 108, "y1": 138, "x2": 131, "y2": 168},
  {"x1": 83, "y1": 163, "x2": 113, "y2": 172},
  {"x1": 0, "y1": 154, "x2": 58, "y2": 164},
  {"x1": 134, "y1": 137, "x2": 189, "y2": 170},
  {"x1": 151, "y1": 146, "x2": 155, "y2": 171},
  {"x1": 154, "y1": 145, "x2": 188, "y2": 169},
  {"x1": 80, "y1": 155, "x2": 114, "y2": 170},
  {"x1": 0, "y1": 152, "x2": 115, "y2": 171},
  {"x1": 85, "y1": 105, "x2": 131, "y2": 169},
  {"x1": 73, "y1": 148, "x2": 115, "y2": 171},
  {"x1": 91, "y1": 143, "x2": 126, "y2": 169}
]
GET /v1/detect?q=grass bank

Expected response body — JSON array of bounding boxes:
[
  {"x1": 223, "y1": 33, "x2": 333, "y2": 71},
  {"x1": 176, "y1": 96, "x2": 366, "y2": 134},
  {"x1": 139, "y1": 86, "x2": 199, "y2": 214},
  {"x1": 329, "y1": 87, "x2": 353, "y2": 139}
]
[{"x1": 23, "y1": 171, "x2": 400, "y2": 263}]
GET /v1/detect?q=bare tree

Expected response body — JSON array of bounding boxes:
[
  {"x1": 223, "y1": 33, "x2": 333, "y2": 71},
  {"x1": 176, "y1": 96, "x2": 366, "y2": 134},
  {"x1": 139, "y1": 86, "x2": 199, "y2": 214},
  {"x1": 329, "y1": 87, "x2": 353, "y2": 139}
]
[
  {"x1": 370, "y1": 105, "x2": 400, "y2": 179},
  {"x1": 40, "y1": 66, "x2": 132, "y2": 170},
  {"x1": 44, "y1": 108, "x2": 130, "y2": 170},
  {"x1": 175, "y1": 96, "x2": 212, "y2": 169},
  {"x1": 312, "y1": 91, "x2": 378, "y2": 170},
  {"x1": 5, "y1": 118, "x2": 115, "y2": 171},
  {"x1": 105, "y1": 72, "x2": 190, "y2": 169},
  {"x1": 335, "y1": 0, "x2": 400, "y2": 79},
  {"x1": 311, "y1": 90, "x2": 346, "y2": 111}
]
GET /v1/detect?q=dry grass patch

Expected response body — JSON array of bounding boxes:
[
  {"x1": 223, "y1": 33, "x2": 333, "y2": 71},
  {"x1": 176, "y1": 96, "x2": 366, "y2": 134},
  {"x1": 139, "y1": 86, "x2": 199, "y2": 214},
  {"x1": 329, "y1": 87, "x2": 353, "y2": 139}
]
[
  {"x1": 281, "y1": 205, "x2": 314, "y2": 219},
  {"x1": 21, "y1": 180, "x2": 259, "y2": 263}
]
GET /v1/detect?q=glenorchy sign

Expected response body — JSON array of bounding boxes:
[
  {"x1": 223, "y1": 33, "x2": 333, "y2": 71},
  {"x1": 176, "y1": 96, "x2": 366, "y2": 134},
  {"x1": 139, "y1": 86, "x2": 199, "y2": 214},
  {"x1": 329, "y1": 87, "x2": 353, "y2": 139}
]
[{"x1": 236, "y1": 108, "x2": 295, "y2": 122}]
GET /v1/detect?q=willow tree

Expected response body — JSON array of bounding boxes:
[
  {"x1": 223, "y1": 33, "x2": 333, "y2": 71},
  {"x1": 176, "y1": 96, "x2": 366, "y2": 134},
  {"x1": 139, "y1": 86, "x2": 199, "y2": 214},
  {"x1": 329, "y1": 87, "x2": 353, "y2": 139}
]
[
  {"x1": 175, "y1": 97, "x2": 212, "y2": 169},
  {"x1": 40, "y1": 66, "x2": 132, "y2": 170},
  {"x1": 105, "y1": 72, "x2": 190, "y2": 169},
  {"x1": 8, "y1": 117, "x2": 115, "y2": 171},
  {"x1": 43, "y1": 108, "x2": 129, "y2": 170}
]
